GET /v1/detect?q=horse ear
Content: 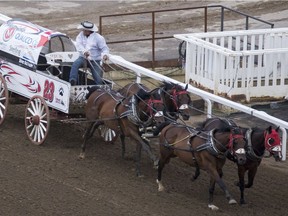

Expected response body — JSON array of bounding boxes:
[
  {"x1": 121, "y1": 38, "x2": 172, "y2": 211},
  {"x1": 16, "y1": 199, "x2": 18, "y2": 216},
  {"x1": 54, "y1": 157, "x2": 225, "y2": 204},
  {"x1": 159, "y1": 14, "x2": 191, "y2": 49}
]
[
  {"x1": 267, "y1": 125, "x2": 272, "y2": 133},
  {"x1": 185, "y1": 84, "x2": 188, "y2": 90},
  {"x1": 276, "y1": 126, "x2": 280, "y2": 132}
]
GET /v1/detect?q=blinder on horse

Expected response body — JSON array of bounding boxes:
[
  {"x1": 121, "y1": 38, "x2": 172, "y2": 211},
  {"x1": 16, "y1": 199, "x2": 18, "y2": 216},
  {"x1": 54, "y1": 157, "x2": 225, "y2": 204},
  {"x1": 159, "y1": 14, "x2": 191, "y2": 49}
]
[
  {"x1": 264, "y1": 127, "x2": 282, "y2": 160},
  {"x1": 126, "y1": 94, "x2": 165, "y2": 127},
  {"x1": 161, "y1": 82, "x2": 191, "y2": 121},
  {"x1": 171, "y1": 88, "x2": 191, "y2": 110}
]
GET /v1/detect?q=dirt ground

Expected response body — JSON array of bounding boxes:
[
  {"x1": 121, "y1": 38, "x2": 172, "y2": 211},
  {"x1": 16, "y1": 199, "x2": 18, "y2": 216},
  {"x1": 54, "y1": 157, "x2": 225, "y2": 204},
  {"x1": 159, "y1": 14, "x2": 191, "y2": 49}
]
[{"x1": 1, "y1": 1, "x2": 288, "y2": 216}]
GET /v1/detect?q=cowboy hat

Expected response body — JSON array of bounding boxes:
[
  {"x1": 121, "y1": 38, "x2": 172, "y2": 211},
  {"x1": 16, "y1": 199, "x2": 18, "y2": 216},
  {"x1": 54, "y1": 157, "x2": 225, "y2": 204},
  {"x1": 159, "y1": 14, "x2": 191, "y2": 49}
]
[{"x1": 77, "y1": 21, "x2": 98, "y2": 32}]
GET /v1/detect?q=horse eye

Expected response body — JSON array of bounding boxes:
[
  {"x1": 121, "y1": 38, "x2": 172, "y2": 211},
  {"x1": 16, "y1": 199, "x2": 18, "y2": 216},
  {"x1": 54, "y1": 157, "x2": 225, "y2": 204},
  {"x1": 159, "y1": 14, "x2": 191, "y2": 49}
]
[{"x1": 268, "y1": 138, "x2": 275, "y2": 145}]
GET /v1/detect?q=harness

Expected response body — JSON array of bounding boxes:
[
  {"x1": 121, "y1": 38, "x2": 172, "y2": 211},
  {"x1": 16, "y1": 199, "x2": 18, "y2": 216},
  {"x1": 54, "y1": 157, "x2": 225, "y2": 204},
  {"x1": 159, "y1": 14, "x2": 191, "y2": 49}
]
[
  {"x1": 163, "y1": 128, "x2": 228, "y2": 157},
  {"x1": 245, "y1": 129, "x2": 264, "y2": 161},
  {"x1": 124, "y1": 95, "x2": 152, "y2": 127}
]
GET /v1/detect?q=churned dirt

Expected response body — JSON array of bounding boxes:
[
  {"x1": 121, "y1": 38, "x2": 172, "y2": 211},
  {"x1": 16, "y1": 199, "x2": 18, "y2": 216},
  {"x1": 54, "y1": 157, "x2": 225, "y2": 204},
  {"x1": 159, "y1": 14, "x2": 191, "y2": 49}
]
[{"x1": 1, "y1": 1, "x2": 288, "y2": 216}]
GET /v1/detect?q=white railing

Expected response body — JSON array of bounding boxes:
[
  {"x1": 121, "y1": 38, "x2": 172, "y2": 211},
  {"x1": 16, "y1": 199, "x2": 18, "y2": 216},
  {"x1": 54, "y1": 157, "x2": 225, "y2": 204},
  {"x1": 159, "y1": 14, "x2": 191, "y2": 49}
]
[
  {"x1": 174, "y1": 28, "x2": 288, "y2": 102},
  {"x1": 109, "y1": 54, "x2": 287, "y2": 161}
]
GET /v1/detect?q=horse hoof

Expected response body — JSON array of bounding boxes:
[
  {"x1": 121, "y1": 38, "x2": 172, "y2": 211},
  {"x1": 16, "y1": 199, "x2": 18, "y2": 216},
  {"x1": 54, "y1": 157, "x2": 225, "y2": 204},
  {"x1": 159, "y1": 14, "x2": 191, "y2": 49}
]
[
  {"x1": 229, "y1": 199, "x2": 237, "y2": 205},
  {"x1": 78, "y1": 153, "x2": 85, "y2": 159},
  {"x1": 156, "y1": 180, "x2": 165, "y2": 192},
  {"x1": 137, "y1": 174, "x2": 144, "y2": 178},
  {"x1": 208, "y1": 204, "x2": 219, "y2": 211}
]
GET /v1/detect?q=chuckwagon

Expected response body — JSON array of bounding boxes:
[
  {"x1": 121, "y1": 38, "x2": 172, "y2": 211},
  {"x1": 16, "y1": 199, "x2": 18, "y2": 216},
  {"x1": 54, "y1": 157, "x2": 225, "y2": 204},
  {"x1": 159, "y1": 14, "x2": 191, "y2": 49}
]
[{"x1": 0, "y1": 13, "x2": 115, "y2": 145}]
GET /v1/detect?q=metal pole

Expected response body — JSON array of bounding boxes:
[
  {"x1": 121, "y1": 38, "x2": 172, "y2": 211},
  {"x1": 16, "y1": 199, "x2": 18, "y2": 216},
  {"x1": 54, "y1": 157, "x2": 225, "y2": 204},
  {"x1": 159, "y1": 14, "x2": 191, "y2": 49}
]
[
  {"x1": 152, "y1": 12, "x2": 155, "y2": 69},
  {"x1": 246, "y1": 16, "x2": 249, "y2": 30},
  {"x1": 221, "y1": 6, "x2": 224, "y2": 31},
  {"x1": 204, "y1": 7, "x2": 207, "y2": 32}
]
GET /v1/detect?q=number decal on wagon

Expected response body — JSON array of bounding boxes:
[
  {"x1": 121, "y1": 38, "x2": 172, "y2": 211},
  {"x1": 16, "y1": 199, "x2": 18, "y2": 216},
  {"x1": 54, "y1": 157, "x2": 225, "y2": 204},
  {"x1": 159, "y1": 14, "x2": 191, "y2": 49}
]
[{"x1": 43, "y1": 80, "x2": 55, "y2": 102}]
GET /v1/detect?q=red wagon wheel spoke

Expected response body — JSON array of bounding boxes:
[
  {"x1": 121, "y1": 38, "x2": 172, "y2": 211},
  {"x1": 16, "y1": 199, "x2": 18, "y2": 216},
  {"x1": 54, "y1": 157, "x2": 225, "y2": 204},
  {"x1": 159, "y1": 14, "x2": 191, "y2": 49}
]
[
  {"x1": 98, "y1": 125, "x2": 118, "y2": 144},
  {"x1": 0, "y1": 74, "x2": 8, "y2": 126},
  {"x1": 25, "y1": 95, "x2": 50, "y2": 145}
]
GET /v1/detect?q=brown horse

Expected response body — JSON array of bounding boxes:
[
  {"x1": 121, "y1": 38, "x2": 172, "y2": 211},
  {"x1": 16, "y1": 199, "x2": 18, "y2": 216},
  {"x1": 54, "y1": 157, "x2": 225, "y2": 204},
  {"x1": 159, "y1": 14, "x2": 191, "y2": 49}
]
[
  {"x1": 156, "y1": 121, "x2": 247, "y2": 210},
  {"x1": 200, "y1": 117, "x2": 282, "y2": 204},
  {"x1": 117, "y1": 82, "x2": 166, "y2": 156},
  {"x1": 80, "y1": 85, "x2": 165, "y2": 176}
]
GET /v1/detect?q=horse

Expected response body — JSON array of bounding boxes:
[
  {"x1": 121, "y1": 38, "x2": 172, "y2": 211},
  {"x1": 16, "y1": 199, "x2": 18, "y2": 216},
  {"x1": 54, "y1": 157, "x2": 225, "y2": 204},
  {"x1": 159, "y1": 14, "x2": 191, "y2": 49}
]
[
  {"x1": 200, "y1": 117, "x2": 282, "y2": 204},
  {"x1": 156, "y1": 120, "x2": 247, "y2": 211},
  {"x1": 80, "y1": 85, "x2": 166, "y2": 176},
  {"x1": 118, "y1": 81, "x2": 191, "y2": 121},
  {"x1": 160, "y1": 81, "x2": 191, "y2": 121}
]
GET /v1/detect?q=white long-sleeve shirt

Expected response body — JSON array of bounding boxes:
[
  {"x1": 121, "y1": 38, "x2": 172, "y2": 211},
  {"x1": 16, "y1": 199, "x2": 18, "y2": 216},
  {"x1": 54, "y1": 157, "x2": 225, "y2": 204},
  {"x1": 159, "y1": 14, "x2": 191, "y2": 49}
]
[{"x1": 75, "y1": 31, "x2": 109, "y2": 61}]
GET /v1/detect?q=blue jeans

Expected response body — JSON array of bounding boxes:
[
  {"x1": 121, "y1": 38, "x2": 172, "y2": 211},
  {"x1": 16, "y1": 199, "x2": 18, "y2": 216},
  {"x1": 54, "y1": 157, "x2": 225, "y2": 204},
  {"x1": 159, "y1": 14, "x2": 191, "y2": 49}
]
[{"x1": 69, "y1": 57, "x2": 103, "y2": 85}]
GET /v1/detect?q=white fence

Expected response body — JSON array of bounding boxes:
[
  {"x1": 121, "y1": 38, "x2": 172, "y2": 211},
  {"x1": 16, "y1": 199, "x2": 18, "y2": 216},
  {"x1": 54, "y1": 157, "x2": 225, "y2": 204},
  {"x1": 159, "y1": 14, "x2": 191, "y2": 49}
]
[
  {"x1": 109, "y1": 54, "x2": 288, "y2": 161},
  {"x1": 174, "y1": 28, "x2": 288, "y2": 102}
]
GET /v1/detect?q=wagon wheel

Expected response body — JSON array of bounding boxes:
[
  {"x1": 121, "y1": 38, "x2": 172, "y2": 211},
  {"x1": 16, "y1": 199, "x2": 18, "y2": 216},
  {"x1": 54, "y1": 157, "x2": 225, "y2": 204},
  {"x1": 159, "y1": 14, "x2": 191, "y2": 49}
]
[
  {"x1": 97, "y1": 125, "x2": 118, "y2": 143},
  {"x1": 0, "y1": 74, "x2": 8, "y2": 126},
  {"x1": 25, "y1": 95, "x2": 50, "y2": 145}
]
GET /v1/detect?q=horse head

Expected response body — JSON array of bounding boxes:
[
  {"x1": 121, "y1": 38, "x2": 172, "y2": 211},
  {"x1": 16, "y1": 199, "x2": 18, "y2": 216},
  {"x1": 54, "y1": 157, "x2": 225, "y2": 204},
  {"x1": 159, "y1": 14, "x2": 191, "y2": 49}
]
[
  {"x1": 264, "y1": 126, "x2": 282, "y2": 161},
  {"x1": 162, "y1": 82, "x2": 191, "y2": 120},
  {"x1": 227, "y1": 127, "x2": 247, "y2": 165},
  {"x1": 135, "y1": 88, "x2": 166, "y2": 127}
]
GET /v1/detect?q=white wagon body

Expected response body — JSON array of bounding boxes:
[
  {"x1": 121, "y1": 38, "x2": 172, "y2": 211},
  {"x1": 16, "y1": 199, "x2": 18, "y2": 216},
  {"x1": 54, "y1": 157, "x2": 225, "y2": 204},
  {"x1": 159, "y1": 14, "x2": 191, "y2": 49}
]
[{"x1": 0, "y1": 14, "x2": 113, "y2": 144}]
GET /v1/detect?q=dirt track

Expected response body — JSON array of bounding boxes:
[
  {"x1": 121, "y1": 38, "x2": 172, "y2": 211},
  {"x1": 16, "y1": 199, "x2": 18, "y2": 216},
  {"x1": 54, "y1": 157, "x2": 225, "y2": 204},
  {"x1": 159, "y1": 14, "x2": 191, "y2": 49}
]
[
  {"x1": 1, "y1": 1, "x2": 288, "y2": 216},
  {"x1": 1, "y1": 103, "x2": 288, "y2": 216}
]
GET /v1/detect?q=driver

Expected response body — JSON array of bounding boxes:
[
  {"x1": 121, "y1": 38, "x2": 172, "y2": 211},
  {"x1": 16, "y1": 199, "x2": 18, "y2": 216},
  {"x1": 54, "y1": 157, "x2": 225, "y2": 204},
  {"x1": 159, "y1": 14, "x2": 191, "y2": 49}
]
[{"x1": 69, "y1": 21, "x2": 109, "y2": 86}]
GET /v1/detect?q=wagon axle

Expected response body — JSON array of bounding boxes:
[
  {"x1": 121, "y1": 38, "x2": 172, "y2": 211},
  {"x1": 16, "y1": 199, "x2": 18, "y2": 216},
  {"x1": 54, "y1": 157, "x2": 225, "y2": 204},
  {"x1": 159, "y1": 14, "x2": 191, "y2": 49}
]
[{"x1": 29, "y1": 115, "x2": 40, "y2": 125}]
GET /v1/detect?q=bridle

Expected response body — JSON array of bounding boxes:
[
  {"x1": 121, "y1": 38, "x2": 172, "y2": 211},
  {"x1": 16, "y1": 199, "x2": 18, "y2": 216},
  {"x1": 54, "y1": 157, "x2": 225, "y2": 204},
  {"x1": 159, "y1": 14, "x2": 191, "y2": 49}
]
[
  {"x1": 170, "y1": 88, "x2": 190, "y2": 111},
  {"x1": 264, "y1": 129, "x2": 282, "y2": 155},
  {"x1": 228, "y1": 131, "x2": 246, "y2": 155},
  {"x1": 147, "y1": 98, "x2": 165, "y2": 118}
]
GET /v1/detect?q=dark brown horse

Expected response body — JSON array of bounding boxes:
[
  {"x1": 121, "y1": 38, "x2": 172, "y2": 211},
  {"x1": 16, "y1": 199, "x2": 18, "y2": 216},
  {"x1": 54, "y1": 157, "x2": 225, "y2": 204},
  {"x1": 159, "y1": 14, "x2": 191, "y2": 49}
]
[
  {"x1": 156, "y1": 121, "x2": 247, "y2": 210},
  {"x1": 160, "y1": 81, "x2": 191, "y2": 120},
  {"x1": 118, "y1": 81, "x2": 191, "y2": 121},
  {"x1": 80, "y1": 85, "x2": 166, "y2": 176},
  {"x1": 200, "y1": 117, "x2": 282, "y2": 204}
]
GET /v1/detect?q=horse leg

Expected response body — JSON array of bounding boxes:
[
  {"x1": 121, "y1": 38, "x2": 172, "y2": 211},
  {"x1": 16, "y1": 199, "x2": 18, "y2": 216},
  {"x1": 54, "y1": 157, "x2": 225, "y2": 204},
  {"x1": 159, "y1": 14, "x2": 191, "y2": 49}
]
[
  {"x1": 245, "y1": 167, "x2": 257, "y2": 188},
  {"x1": 79, "y1": 121, "x2": 101, "y2": 159},
  {"x1": 120, "y1": 134, "x2": 126, "y2": 159},
  {"x1": 208, "y1": 177, "x2": 218, "y2": 210},
  {"x1": 135, "y1": 143, "x2": 143, "y2": 177},
  {"x1": 130, "y1": 130, "x2": 158, "y2": 167},
  {"x1": 191, "y1": 167, "x2": 200, "y2": 181},
  {"x1": 237, "y1": 166, "x2": 246, "y2": 205},
  {"x1": 208, "y1": 169, "x2": 237, "y2": 210},
  {"x1": 156, "y1": 154, "x2": 168, "y2": 191},
  {"x1": 79, "y1": 122, "x2": 94, "y2": 159}
]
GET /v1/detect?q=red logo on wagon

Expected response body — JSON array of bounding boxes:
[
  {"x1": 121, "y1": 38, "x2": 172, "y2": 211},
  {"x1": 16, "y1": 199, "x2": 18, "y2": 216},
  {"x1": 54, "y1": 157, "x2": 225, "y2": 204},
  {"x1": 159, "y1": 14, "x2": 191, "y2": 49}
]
[{"x1": 3, "y1": 27, "x2": 15, "y2": 42}]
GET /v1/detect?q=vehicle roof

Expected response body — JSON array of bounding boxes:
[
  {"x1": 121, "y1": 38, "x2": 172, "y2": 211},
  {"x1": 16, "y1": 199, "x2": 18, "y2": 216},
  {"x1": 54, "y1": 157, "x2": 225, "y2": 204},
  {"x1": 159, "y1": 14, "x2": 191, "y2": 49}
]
[{"x1": 0, "y1": 13, "x2": 73, "y2": 65}]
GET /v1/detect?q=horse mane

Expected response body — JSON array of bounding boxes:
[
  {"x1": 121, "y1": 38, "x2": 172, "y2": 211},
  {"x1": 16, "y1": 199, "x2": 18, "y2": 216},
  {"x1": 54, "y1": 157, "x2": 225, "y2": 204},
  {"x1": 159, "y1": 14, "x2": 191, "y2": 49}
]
[
  {"x1": 160, "y1": 81, "x2": 174, "y2": 90},
  {"x1": 135, "y1": 88, "x2": 151, "y2": 101},
  {"x1": 213, "y1": 126, "x2": 231, "y2": 133}
]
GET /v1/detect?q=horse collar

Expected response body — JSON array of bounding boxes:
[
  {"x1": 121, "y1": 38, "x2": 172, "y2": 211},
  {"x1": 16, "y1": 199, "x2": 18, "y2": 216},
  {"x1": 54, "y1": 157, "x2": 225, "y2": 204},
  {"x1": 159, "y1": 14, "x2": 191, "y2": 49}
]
[
  {"x1": 195, "y1": 130, "x2": 225, "y2": 158},
  {"x1": 245, "y1": 129, "x2": 264, "y2": 161},
  {"x1": 126, "y1": 95, "x2": 152, "y2": 127}
]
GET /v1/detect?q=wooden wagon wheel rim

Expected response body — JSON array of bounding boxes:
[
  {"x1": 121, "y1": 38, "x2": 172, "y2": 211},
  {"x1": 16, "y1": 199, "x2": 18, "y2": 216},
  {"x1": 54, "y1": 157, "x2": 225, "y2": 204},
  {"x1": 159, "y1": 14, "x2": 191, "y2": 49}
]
[
  {"x1": 25, "y1": 95, "x2": 50, "y2": 145},
  {"x1": 97, "y1": 125, "x2": 118, "y2": 144},
  {"x1": 0, "y1": 74, "x2": 8, "y2": 126}
]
